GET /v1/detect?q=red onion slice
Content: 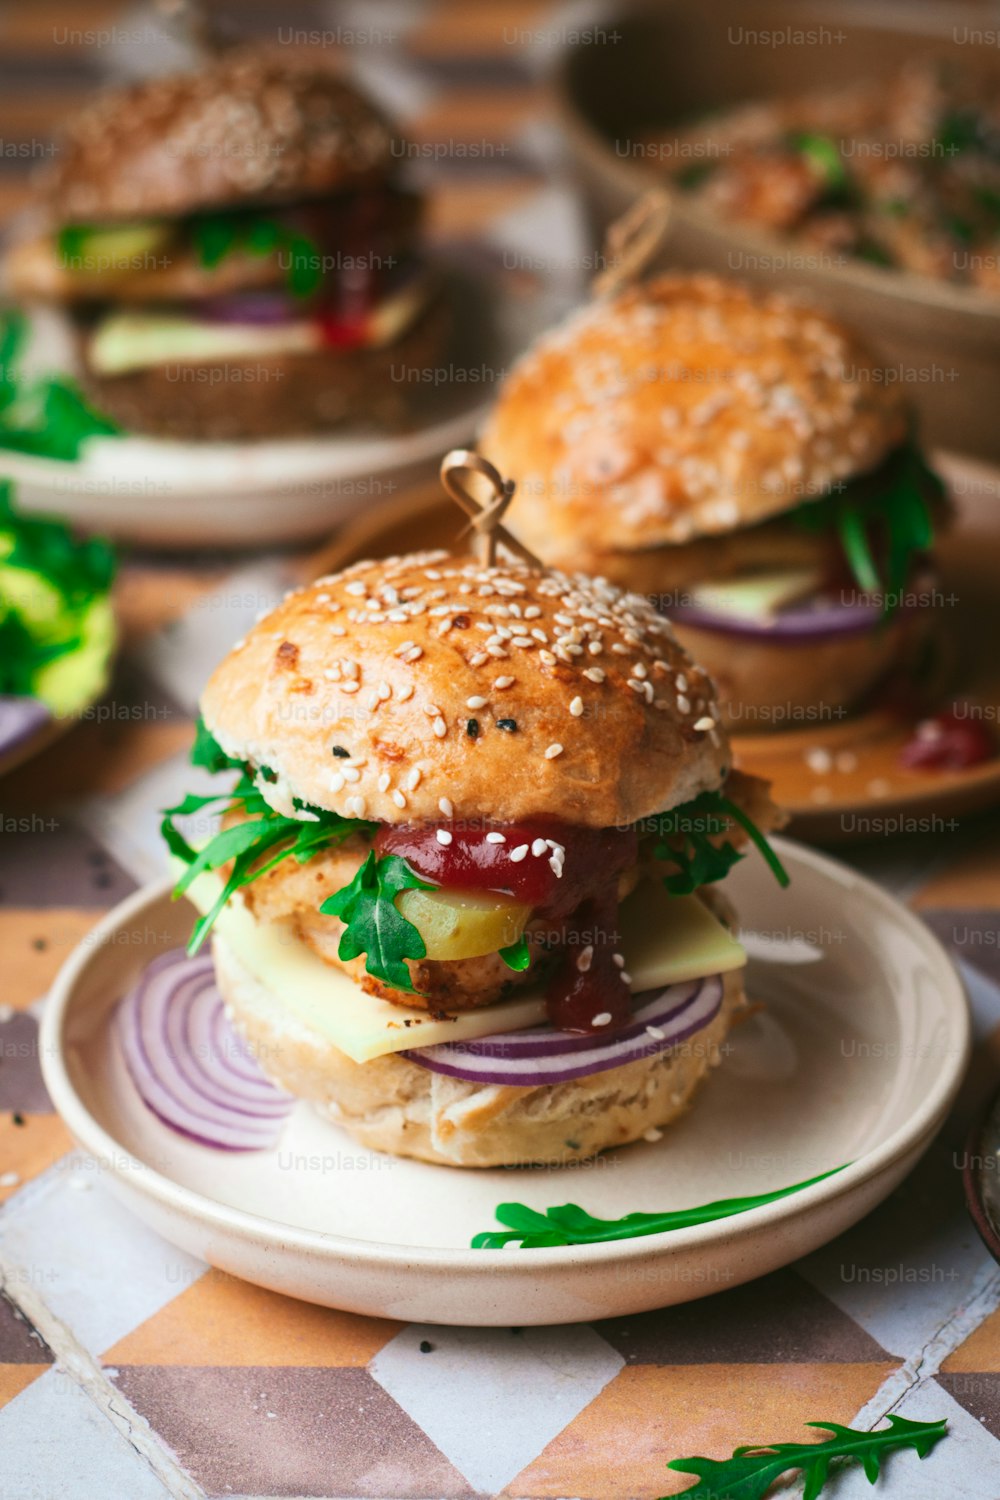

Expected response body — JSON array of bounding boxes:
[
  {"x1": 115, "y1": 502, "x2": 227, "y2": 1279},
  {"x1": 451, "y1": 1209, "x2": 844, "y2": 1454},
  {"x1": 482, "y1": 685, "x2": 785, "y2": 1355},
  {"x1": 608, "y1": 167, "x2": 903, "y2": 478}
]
[
  {"x1": 116, "y1": 949, "x2": 293, "y2": 1151},
  {"x1": 404, "y1": 975, "x2": 724, "y2": 1086},
  {"x1": 0, "y1": 696, "x2": 51, "y2": 758},
  {"x1": 196, "y1": 292, "x2": 300, "y2": 325},
  {"x1": 668, "y1": 594, "x2": 887, "y2": 642}
]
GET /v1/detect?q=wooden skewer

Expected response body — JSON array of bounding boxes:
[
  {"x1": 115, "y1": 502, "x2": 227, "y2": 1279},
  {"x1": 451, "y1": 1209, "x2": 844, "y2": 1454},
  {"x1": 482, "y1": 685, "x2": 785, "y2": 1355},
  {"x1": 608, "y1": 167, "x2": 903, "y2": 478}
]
[
  {"x1": 591, "y1": 188, "x2": 671, "y2": 299},
  {"x1": 439, "y1": 450, "x2": 544, "y2": 569}
]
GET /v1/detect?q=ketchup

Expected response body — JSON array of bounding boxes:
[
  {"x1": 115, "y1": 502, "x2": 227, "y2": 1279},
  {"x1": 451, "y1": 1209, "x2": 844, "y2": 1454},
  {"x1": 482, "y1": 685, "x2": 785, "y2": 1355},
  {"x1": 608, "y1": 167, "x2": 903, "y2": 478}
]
[
  {"x1": 376, "y1": 821, "x2": 638, "y2": 1033},
  {"x1": 899, "y1": 709, "x2": 994, "y2": 771}
]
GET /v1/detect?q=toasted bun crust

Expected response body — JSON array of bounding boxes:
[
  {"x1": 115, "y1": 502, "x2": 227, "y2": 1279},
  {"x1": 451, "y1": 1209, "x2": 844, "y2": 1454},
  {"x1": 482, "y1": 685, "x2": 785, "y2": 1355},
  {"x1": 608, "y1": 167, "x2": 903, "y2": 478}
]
[
  {"x1": 481, "y1": 274, "x2": 907, "y2": 565},
  {"x1": 200, "y1": 553, "x2": 729, "y2": 828},
  {"x1": 214, "y1": 935, "x2": 743, "y2": 1167},
  {"x1": 41, "y1": 52, "x2": 397, "y2": 223}
]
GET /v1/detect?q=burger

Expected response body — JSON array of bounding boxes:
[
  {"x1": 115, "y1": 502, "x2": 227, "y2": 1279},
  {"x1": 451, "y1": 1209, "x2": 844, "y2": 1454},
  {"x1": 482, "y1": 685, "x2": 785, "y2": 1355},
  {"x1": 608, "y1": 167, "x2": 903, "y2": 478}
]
[
  {"x1": 162, "y1": 546, "x2": 787, "y2": 1167},
  {"x1": 5, "y1": 51, "x2": 443, "y2": 441},
  {"x1": 480, "y1": 274, "x2": 946, "y2": 731}
]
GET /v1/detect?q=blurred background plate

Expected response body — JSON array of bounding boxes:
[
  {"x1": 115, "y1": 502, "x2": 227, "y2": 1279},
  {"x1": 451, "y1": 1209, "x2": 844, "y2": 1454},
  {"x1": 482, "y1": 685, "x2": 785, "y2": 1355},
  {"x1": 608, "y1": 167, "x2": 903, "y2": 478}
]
[
  {"x1": 554, "y1": 0, "x2": 1000, "y2": 461},
  {"x1": 0, "y1": 263, "x2": 572, "y2": 548}
]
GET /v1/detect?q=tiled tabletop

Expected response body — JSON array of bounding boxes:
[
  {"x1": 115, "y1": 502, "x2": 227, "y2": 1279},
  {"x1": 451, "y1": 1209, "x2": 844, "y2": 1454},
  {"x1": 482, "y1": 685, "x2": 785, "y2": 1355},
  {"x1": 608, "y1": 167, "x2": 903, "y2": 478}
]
[{"x1": 2, "y1": 4, "x2": 1000, "y2": 1498}]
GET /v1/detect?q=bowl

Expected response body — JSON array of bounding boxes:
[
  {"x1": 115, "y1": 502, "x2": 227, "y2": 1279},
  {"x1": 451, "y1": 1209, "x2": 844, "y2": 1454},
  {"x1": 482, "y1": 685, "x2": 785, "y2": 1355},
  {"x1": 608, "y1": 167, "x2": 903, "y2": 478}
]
[{"x1": 554, "y1": 0, "x2": 1000, "y2": 459}]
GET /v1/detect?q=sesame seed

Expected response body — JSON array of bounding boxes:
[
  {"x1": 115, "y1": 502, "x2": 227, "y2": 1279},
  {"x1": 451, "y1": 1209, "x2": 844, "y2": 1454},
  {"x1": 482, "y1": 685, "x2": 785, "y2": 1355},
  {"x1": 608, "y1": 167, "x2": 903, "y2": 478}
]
[
  {"x1": 643, "y1": 1127, "x2": 664, "y2": 1143},
  {"x1": 346, "y1": 794, "x2": 367, "y2": 817},
  {"x1": 342, "y1": 766, "x2": 360, "y2": 783},
  {"x1": 436, "y1": 830, "x2": 453, "y2": 846},
  {"x1": 486, "y1": 832, "x2": 506, "y2": 843},
  {"x1": 591, "y1": 1011, "x2": 612, "y2": 1026},
  {"x1": 569, "y1": 696, "x2": 584, "y2": 717},
  {"x1": 466, "y1": 696, "x2": 487, "y2": 709},
  {"x1": 539, "y1": 650, "x2": 556, "y2": 666},
  {"x1": 329, "y1": 773, "x2": 345, "y2": 792},
  {"x1": 497, "y1": 718, "x2": 518, "y2": 733},
  {"x1": 612, "y1": 953, "x2": 625, "y2": 968},
  {"x1": 340, "y1": 681, "x2": 359, "y2": 694},
  {"x1": 583, "y1": 667, "x2": 605, "y2": 683},
  {"x1": 531, "y1": 838, "x2": 547, "y2": 856},
  {"x1": 544, "y1": 743, "x2": 563, "y2": 759},
  {"x1": 524, "y1": 605, "x2": 541, "y2": 618},
  {"x1": 588, "y1": 641, "x2": 603, "y2": 655},
  {"x1": 439, "y1": 797, "x2": 454, "y2": 817},
  {"x1": 469, "y1": 652, "x2": 489, "y2": 667},
  {"x1": 392, "y1": 790, "x2": 407, "y2": 809},
  {"x1": 693, "y1": 716, "x2": 715, "y2": 731},
  {"x1": 397, "y1": 684, "x2": 414, "y2": 702},
  {"x1": 646, "y1": 1025, "x2": 666, "y2": 1040},
  {"x1": 633, "y1": 662, "x2": 648, "y2": 679},
  {"x1": 510, "y1": 844, "x2": 529, "y2": 862},
  {"x1": 331, "y1": 745, "x2": 349, "y2": 758},
  {"x1": 433, "y1": 717, "x2": 447, "y2": 738},
  {"x1": 406, "y1": 767, "x2": 421, "y2": 790},
  {"x1": 378, "y1": 772, "x2": 390, "y2": 792},
  {"x1": 493, "y1": 675, "x2": 514, "y2": 689},
  {"x1": 511, "y1": 636, "x2": 533, "y2": 648},
  {"x1": 377, "y1": 682, "x2": 391, "y2": 701},
  {"x1": 577, "y1": 946, "x2": 594, "y2": 973},
  {"x1": 620, "y1": 971, "x2": 632, "y2": 985},
  {"x1": 676, "y1": 694, "x2": 691, "y2": 714},
  {"x1": 404, "y1": 646, "x2": 423, "y2": 663},
  {"x1": 345, "y1": 581, "x2": 367, "y2": 596}
]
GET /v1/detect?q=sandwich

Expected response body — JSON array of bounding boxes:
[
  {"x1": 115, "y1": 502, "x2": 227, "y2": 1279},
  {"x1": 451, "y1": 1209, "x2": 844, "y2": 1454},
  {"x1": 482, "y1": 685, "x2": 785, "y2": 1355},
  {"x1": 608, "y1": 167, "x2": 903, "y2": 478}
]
[
  {"x1": 163, "y1": 545, "x2": 787, "y2": 1167},
  {"x1": 5, "y1": 51, "x2": 443, "y2": 441},
  {"x1": 480, "y1": 274, "x2": 946, "y2": 730}
]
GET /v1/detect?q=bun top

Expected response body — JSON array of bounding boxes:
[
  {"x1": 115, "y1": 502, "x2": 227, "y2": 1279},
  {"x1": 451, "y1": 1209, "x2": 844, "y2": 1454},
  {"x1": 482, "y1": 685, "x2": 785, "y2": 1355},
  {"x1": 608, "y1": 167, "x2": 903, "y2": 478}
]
[
  {"x1": 43, "y1": 51, "x2": 397, "y2": 223},
  {"x1": 481, "y1": 274, "x2": 907, "y2": 565},
  {"x1": 201, "y1": 551, "x2": 729, "y2": 829}
]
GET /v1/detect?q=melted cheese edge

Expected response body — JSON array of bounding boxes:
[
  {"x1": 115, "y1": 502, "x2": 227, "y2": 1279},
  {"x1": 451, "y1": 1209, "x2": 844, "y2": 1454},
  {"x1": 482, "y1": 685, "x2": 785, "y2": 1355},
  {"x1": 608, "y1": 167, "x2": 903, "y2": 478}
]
[{"x1": 185, "y1": 871, "x2": 746, "y2": 1065}]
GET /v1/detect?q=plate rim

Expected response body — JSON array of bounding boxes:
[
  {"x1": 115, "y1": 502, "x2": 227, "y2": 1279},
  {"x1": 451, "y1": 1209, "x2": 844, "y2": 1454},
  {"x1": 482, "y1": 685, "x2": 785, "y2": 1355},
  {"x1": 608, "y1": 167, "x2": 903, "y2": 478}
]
[{"x1": 40, "y1": 837, "x2": 970, "y2": 1271}]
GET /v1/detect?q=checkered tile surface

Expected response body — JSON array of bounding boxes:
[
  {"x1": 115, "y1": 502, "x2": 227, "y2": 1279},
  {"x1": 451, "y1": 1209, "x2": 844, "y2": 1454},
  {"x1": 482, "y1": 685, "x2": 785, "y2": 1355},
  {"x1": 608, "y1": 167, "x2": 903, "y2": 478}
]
[{"x1": 3, "y1": 3, "x2": 1000, "y2": 1497}]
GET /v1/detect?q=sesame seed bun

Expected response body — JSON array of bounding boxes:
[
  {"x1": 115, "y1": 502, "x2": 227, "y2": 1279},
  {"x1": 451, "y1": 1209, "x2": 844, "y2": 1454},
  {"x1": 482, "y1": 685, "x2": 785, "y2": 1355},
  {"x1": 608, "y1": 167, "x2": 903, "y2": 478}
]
[
  {"x1": 40, "y1": 51, "x2": 398, "y2": 224},
  {"x1": 214, "y1": 932, "x2": 745, "y2": 1167},
  {"x1": 480, "y1": 274, "x2": 907, "y2": 566},
  {"x1": 200, "y1": 551, "x2": 729, "y2": 829}
]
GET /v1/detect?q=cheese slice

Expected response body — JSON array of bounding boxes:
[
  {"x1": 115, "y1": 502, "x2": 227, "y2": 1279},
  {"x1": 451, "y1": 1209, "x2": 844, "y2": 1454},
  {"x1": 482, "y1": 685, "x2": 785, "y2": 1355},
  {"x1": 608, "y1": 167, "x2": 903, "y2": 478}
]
[
  {"x1": 691, "y1": 568, "x2": 821, "y2": 622},
  {"x1": 184, "y1": 871, "x2": 746, "y2": 1065}
]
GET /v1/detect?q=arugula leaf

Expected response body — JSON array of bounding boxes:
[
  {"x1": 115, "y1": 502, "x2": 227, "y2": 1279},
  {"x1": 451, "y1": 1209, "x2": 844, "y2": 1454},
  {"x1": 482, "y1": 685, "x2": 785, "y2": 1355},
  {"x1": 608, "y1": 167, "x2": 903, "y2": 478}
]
[
  {"x1": 190, "y1": 214, "x2": 241, "y2": 269},
  {"x1": 163, "y1": 723, "x2": 370, "y2": 955},
  {"x1": 190, "y1": 718, "x2": 242, "y2": 774},
  {"x1": 792, "y1": 441, "x2": 941, "y2": 612},
  {"x1": 650, "y1": 789, "x2": 788, "y2": 897},
  {"x1": 665, "y1": 1414, "x2": 947, "y2": 1500},
  {"x1": 189, "y1": 210, "x2": 324, "y2": 299},
  {"x1": 500, "y1": 934, "x2": 532, "y2": 971},
  {"x1": 472, "y1": 1164, "x2": 848, "y2": 1248},
  {"x1": 321, "y1": 851, "x2": 432, "y2": 992},
  {"x1": 0, "y1": 310, "x2": 119, "y2": 459}
]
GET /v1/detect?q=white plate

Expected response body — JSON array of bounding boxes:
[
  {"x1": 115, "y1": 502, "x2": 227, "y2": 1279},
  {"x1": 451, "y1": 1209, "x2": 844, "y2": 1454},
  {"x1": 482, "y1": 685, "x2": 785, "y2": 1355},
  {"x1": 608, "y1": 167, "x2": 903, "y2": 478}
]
[
  {"x1": 42, "y1": 839, "x2": 969, "y2": 1325},
  {"x1": 2, "y1": 266, "x2": 571, "y2": 548}
]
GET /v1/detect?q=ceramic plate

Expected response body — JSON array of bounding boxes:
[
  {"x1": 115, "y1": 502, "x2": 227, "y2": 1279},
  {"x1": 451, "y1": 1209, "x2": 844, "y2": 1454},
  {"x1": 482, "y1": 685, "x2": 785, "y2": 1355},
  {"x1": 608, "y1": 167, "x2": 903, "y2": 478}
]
[
  {"x1": 964, "y1": 1087, "x2": 1000, "y2": 1267},
  {"x1": 309, "y1": 453, "x2": 1000, "y2": 841},
  {"x1": 41, "y1": 839, "x2": 968, "y2": 1325},
  {"x1": 1, "y1": 265, "x2": 572, "y2": 548}
]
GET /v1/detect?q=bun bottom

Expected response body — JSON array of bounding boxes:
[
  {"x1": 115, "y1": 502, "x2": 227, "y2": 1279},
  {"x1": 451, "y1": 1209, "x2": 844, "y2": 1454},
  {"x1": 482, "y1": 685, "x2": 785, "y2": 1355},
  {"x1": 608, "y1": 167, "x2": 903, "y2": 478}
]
[
  {"x1": 671, "y1": 615, "x2": 926, "y2": 732},
  {"x1": 76, "y1": 296, "x2": 449, "y2": 441},
  {"x1": 214, "y1": 936, "x2": 745, "y2": 1168}
]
